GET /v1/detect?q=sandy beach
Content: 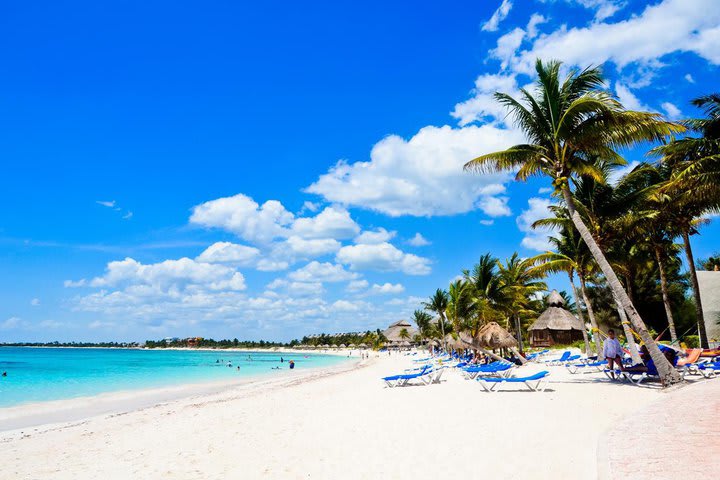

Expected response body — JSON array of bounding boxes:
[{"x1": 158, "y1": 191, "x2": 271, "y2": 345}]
[{"x1": 3, "y1": 351, "x2": 711, "y2": 480}]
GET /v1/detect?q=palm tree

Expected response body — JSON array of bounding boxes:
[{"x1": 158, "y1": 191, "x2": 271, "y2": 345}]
[
  {"x1": 465, "y1": 59, "x2": 684, "y2": 384},
  {"x1": 497, "y1": 253, "x2": 547, "y2": 353},
  {"x1": 446, "y1": 280, "x2": 473, "y2": 334},
  {"x1": 652, "y1": 93, "x2": 720, "y2": 348},
  {"x1": 531, "y1": 227, "x2": 598, "y2": 356},
  {"x1": 398, "y1": 328, "x2": 410, "y2": 342},
  {"x1": 412, "y1": 310, "x2": 433, "y2": 345},
  {"x1": 423, "y1": 289, "x2": 450, "y2": 351}
]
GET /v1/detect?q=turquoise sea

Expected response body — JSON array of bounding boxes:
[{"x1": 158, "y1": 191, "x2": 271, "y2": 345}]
[{"x1": 0, "y1": 347, "x2": 349, "y2": 408}]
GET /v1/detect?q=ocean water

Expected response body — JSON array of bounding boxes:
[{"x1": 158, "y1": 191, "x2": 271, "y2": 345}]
[{"x1": 0, "y1": 347, "x2": 349, "y2": 408}]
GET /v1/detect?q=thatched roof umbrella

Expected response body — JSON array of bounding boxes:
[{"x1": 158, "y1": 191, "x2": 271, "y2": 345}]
[
  {"x1": 382, "y1": 320, "x2": 418, "y2": 346},
  {"x1": 475, "y1": 322, "x2": 519, "y2": 349},
  {"x1": 322, "y1": 344, "x2": 330, "y2": 348},
  {"x1": 358, "y1": 343, "x2": 367, "y2": 348},
  {"x1": 339, "y1": 344, "x2": 346, "y2": 348},
  {"x1": 458, "y1": 322, "x2": 522, "y2": 364},
  {"x1": 443, "y1": 334, "x2": 466, "y2": 351},
  {"x1": 348, "y1": 343, "x2": 356, "y2": 348}
]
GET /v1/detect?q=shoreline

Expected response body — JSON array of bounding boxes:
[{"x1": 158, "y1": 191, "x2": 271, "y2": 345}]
[{"x1": 0, "y1": 356, "x2": 365, "y2": 435}]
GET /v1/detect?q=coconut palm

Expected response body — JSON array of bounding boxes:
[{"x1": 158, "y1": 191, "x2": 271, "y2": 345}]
[
  {"x1": 497, "y1": 253, "x2": 547, "y2": 353},
  {"x1": 446, "y1": 280, "x2": 473, "y2": 334},
  {"x1": 412, "y1": 310, "x2": 433, "y2": 345},
  {"x1": 423, "y1": 289, "x2": 450, "y2": 351},
  {"x1": 531, "y1": 227, "x2": 598, "y2": 356},
  {"x1": 464, "y1": 59, "x2": 684, "y2": 384}
]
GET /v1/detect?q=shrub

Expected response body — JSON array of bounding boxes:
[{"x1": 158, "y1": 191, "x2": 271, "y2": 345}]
[{"x1": 684, "y1": 335, "x2": 699, "y2": 348}]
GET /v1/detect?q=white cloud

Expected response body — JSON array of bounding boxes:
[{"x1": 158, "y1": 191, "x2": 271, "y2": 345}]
[
  {"x1": 477, "y1": 195, "x2": 512, "y2": 217},
  {"x1": 615, "y1": 82, "x2": 649, "y2": 111},
  {"x1": 290, "y1": 206, "x2": 360, "y2": 240},
  {"x1": 30, "y1": 298, "x2": 40, "y2": 306},
  {"x1": 517, "y1": 198, "x2": 556, "y2": 251},
  {"x1": 451, "y1": 73, "x2": 520, "y2": 126},
  {"x1": 96, "y1": 200, "x2": 116, "y2": 208},
  {"x1": 300, "y1": 201, "x2": 320, "y2": 213},
  {"x1": 407, "y1": 233, "x2": 431, "y2": 247},
  {"x1": 77, "y1": 257, "x2": 247, "y2": 292},
  {"x1": 538, "y1": 187, "x2": 553, "y2": 194},
  {"x1": 306, "y1": 124, "x2": 523, "y2": 217},
  {"x1": 482, "y1": 0, "x2": 513, "y2": 32},
  {"x1": 281, "y1": 236, "x2": 342, "y2": 258},
  {"x1": 123, "y1": 211, "x2": 133, "y2": 220},
  {"x1": 526, "y1": 14, "x2": 547, "y2": 38},
  {"x1": 661, "y1": 101, "x2": 682, "y2": 119},
  {"x1": 370, "y1": 283, "x2": 405, "y2": 295},
  {"x1": 492, "y1": 28, "x2": 526, "y2": 69},
  {"x1": 190, "y1": 194, "x2": 293, "y2": 243},
  {"x1": 288, "y1": 262, "x2": 359, "y2": 283},
  {"x1": 336, "y1": 242, "x2": 431, "y2": 275},
  {"x1": 685, "y1": 73, "x2": 695, "y2": 83},
  {"x1": 1, "y1": 317, "x2": 24, "y2": 330},
  {"x1": 196, "y1": 242, "x2": 261, "y2": 267},
  {"x1": 256, "y1": 259, "x2": 290, "y2": 272},
  {"x1": 564, "y1": 0, "x2": 627, "y2": 21},
  {"x1": 479, "y1": 219, "x2": 495, "y2": 226},
  {"x1": 502, "y1": 0, "x2": 720, "y2": 75},
  {"x1": 354, "y1": 228, "x2": 396, "y2": 245},
  {"x1": 331, "y1": 300, "x2": 361, "y2": 312},
  {"x1": 346, "y1": 279, "x2": 369, "y2": 292}
]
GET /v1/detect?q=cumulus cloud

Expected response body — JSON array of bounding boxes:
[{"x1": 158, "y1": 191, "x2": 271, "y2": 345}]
[
  {"x1": 370, "y1": 283, "x2": 405, "y2": 295},
  {"x1": 73, "y1": 257, "x2": 247, "y2": 292},
  {"x1": 661, "y1": 101, "x2": 682, "y2": 119},
  {"x1": 290, "y1": 206, "x2": 360, "y2": 240},
  {"x1": 482, "y1": 0, "x2": 513, "y2": 32},
  {"x1": 615, "y1": 82, "x2": 650, "y2": 111},
  {"x1": 190, "y1": 194, "x2": 293, "y2": 243},
  {"x1": 346, "y1": 279, "x2": 370, "y2": 292},
  {"x1": 30, "y1": 298, "x2": 41, "y2": 306},
  {"x1": 451, "y1": 73, "x2": 520, "y2": 126},
  {"x1": 288, "y1": 261, "x2": 359, "y2": 283},
  {"x1": 196, "y1": 242, "x2": 261, "y2": 267},
  {"x1": 684, "y1": 73, "x2": 695, "y2": 83},
  {"x1": 306, "y1": 124, "x2": 523, "y2": 217},
  {"x1": 407, "y1": 233, "x2": 431, "y2": 247},
  {"x1": 516, "y1": 198, "x2": 556, "y2": 251},
  {"x1": 1, "y1": 317, "x2": 25, "y2": 330},
  {"x1": 354, "y1": 228, "x2": 396, "y2": 245},
  {"x1": 281, "y1": 236, "x2": 342, "y2": 258},
  {"x1": 336, "y1": 242, "x2": 431, "y2": 275},
  {"x1": 499, "y1": 0, "x2": 720, "y2": 75}
]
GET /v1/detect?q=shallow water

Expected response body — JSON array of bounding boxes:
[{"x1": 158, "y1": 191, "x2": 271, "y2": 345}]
[{"x1": 0, "y1": 347, "x2": 348, "y2": 407}]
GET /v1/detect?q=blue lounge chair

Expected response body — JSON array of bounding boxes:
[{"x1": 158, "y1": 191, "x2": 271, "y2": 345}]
[
  {"x1": 476, "y1": 371, "x2": 550, "y2": 392},
  {"x1": 694, "y1": 361, "x2": 720, "y2": 378},
  {"x1": 566, "y1": 361, "x2": 605, "y2": 374},
  {"x1": 462, "y1": 362, "x2": 514, "y2": 380},
  {"x1": 382, "y1": 366, "x2": 433, "y2": 387}
]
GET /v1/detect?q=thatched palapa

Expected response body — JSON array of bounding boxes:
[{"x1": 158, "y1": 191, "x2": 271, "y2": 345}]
[
  {"x1": 382, "y1": 320, "x2": 418, "y2": 345},
  {"x1": 528, "y1": 290, "x2": 585, "y2": 347},
  {"x1": 473, "y1": 322, "x2": 518, "y2": 349}
]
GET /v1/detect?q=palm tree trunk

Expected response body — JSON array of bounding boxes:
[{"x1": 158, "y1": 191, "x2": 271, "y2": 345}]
[
  {"x1": 561, "y1": 185, "x2": 681, "y2": 385},
  {"x1": 654, "y1": 246, "x2": 678, "y2": 343},
  {"x1": 513, "y1": 314, "x2": 524, "y2": 353},
  {"x1": 578, "y1": 273, "x2": 603, "y2": 359},
  {"x1": 438, "y1": 313, "x2": 447, "y2": 352},
  {"x1": 681, "y1": 230, "x2": 709, "y2": 348},
  {"x1": 613, "y1": 295, "x2": 643, "y2": 365},
  {"x1": 569, "y1": 274, "x2": 591, "y2": 355}
]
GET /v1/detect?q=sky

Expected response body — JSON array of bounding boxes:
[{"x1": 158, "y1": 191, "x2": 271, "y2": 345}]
[{"x1": 1, "y1": 0, "x2": 718, "y2": 342}]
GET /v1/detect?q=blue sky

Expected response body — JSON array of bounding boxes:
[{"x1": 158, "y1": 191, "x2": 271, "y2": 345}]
[{"x1": 1, "y1": 0, "x2": 718, "y2": 342}]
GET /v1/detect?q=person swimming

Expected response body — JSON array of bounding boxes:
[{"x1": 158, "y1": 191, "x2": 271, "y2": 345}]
[
  {"x1": 289, "y1": 360, "x2": 295, "y2": 370},
  {"x1": 1, "y1": 371, "x2": 6, "y2": 377},
  {"x1": 280, "y1": 357, "x2": 284, "y2": 363}
]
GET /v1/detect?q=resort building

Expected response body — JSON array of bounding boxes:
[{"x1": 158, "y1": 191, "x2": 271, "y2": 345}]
[
  {"x1": 528, "y1": 290, "x2": 585, "y2": 347},
  {"x1": 698, "y1": 271, "x2": 720, "y2": 347}
]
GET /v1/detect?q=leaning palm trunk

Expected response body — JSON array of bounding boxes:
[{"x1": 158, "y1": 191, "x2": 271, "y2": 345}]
[
  {"x1": 613, "y1": 295, "x2": 643, "y2": 365},
  {"x1": 681, "y1": 230, "x2": 709, "y2": 348},
  {"x1": 513, "y1": 314, "x2": 524, "y2": 353},
  {"x1": 438, "y1": 313, "x2": 447, "y2": 352},
  {"x1": 578, "y1": 274, "x2": 603, "y2": 358},
  {"x1": 654, "y1": 247, "x2": 678, "y2": 343},
  {"x1": 569, "y1": 275, "x2": 592, "y2": 355},
  {"x1": 561, "y1": 186, "x2": 681, "y2": 385}
]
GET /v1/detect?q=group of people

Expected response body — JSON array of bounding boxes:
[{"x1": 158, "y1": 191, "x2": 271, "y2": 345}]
[{"x1": 603, "y1": 328, "x2": 678, "y2": 373}]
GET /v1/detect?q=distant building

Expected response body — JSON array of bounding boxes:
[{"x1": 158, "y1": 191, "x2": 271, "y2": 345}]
[
  {"x1": 528, "y1": 290, "x2": 585, "y2": 347},
  {"x1": 698, "y1": 271, "x2": 720, "y2": 347}
]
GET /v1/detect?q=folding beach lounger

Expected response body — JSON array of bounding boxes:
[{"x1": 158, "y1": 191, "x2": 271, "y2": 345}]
[
  {"x1": 382, "y1": 366, "x2": 433, "y2": 387},
  {"x1": 476, "y1": 371, "x2": 550, "y2": 392},
  {"x1": 462, "y1": 362, "x2": 514, "y2": 380},
  {"x1": 566, "y1": 361, "x2": 605, "y2": 374}
]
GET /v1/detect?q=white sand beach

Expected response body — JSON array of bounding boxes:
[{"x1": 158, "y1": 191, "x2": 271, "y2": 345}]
[{"x1": 2, "y1": 351, "x2": 702, "y2": 480}]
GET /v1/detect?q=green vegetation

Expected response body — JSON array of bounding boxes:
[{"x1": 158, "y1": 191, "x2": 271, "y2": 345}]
[{"x1": 416, "y1": 59, "x2": 718, "y2": 387}]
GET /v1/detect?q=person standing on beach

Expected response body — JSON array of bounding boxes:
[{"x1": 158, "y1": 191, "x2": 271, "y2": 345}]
[
  {"x1": 289, "y1": 360, "x2": 295, "y2": 370},
  {"x1": 603, "y1": 329, "x2": 625, "y2": 371}
]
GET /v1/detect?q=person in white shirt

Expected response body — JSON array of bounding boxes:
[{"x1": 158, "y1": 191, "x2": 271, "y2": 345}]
[{"x1": 603, "y1": 329, "x2": 624, "y2": 371}]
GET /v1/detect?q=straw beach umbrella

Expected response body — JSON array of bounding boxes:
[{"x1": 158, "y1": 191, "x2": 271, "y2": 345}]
[{"x1": 458, "y1": 322, "x2": 520, "y2": 363}]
